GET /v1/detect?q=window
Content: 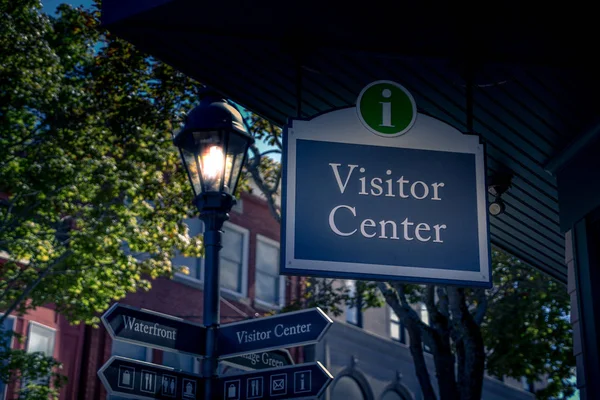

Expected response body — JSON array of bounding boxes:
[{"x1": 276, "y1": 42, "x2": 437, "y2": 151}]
[
  {"x1": 162, "y1": 352, "x2": 198, "y2": 373},
  {"x1": 24, "y1": 322, "x2": 56, "y2": 388},
  {"x1": 0, "y1": 316, "x2": 15, "y2": 399},
  {"x1": 109, "y1": 341, "x2": 152, "y2": 400},
  {"x1": 345, "y1": 281, "x2": 362, "y2": 326},
  {"x1": 521, "y1": 377, "x2": 534, "y2": 393},
  {"x1": 172, "y1": 218, "x2": 204, "y2": 280},
  {"x1": 418, "y1": 304, "x2": 429, "y2": 326},
  {"x1": 389, "y1": 307, "x2": 406, "y2": 344},
  {"x1": 418, "y1": 304, "x2": 431, "y2": 352},
  {"x1": 219, "y1": 223, "x2": 249, "y2": 296},
  {"x1": 173, "y1": 220, "x2": 249, "y2": 297},
  {"x1": 231, "y1": 198, "x2": 243, "y2": 214},
  {"x1": 26, "y1": 323, "x2": 55, "y2": 357},
  {"x1": 255, "y1": 235, "x2": 284, "y2": 307}
]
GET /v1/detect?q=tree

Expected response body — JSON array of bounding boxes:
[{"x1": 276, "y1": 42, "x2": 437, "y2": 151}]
[
  {"x1": 0, "y1": 1, "x2": 210, "y2": 397},
  {"x1": 243, "y1": 116, "x2": 575, "y2": 399}
]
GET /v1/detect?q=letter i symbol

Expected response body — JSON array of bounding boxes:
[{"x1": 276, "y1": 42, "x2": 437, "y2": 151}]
[{"x1": 379, "y1": 88, "x2": 394, "y2": 127}]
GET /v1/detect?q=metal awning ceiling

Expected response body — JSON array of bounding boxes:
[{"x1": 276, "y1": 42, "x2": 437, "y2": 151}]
[{"x1": 102, "y1": 0, "x2": 600, "y2": 284}]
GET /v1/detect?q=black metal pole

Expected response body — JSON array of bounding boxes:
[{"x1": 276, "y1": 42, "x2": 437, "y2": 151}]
[{"x1": 198, "y1": 192, "x2": 234, "y2": 400}]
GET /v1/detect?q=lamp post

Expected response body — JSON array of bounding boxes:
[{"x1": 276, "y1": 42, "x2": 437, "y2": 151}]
[{"x1": 173, "y1": 90, "x2": 254, "y2": 399}]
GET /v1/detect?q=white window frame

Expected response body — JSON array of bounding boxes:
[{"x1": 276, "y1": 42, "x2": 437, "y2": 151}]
[
  {"x1": 345, "y1": 280, "x2": 359, "y2": 325},
  {"x1": 26, "y1": 321, "x2": 56, "y2": 357},
  {"x1": 0, "y1": 315, "x2": 16, "y2": 400},
  {"x1": 174, "y1": 221, "x2": 249, "y2": 299},
  {"x1": 388, "y1": 307, "x2": 406, "y2": 344},
  {"x1": 23, "y1": 321, "x2": 57, "y2": 390},
  {"x1": 254, "y1": 234, "x2": 285, "y2": 309}
]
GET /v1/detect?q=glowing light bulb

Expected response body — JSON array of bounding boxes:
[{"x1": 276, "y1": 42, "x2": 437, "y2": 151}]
[{"x1": 201, "y1": 145, "x2": 225, "y2": 186}]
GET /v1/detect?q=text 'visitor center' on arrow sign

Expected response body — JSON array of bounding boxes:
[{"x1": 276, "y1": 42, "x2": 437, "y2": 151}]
[{"x1": 218, "y1": 308, "x2": 333, "y2": 358}]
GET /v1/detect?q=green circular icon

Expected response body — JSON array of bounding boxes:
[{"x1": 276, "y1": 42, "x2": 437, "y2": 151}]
[{"x1": 357, "y1": 80, "x2": 417, "y2": 137}]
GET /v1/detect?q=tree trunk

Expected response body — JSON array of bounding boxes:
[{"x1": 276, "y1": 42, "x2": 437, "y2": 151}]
[
  {"x1": 448, "y1": 288, "x2": 485, "y2": 400},
  {"x1": 461, "y1": 323, "x2": 485, "y2": 400},
  {"x1": 425, "y1": 286, "x2": 459, "y2": 400},
  {"x1": 405, "y1": 320, "x2": 437, "y2": 400},
  {"x1": 429, "y1": 330, "x2": 460, "y2": 400}
]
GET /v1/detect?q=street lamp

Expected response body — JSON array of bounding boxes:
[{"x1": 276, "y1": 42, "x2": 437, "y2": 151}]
[{"x1": 173, "y1": 89, "x2": 254, "y2": 399}]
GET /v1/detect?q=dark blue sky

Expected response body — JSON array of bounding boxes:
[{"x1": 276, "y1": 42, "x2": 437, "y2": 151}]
[
  {"x1": 42, "y1": 0, "x2": 93, "y2": 14},
  {"x1": 38, "y1": 0, "x2": 278, "y2": 161}
]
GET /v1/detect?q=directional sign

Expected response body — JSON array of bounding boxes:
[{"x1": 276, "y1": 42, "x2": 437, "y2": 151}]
[
  {"x1": 218, "y1": 362, "x2": 332, "y2": 400},
  {"x1": 218, "y1": 308, "x2": 332, "y2": 358},
  {"x1": 221, "y1": 349, "x2": 295, "y2": 371},
  {"x1": 98, "y1": 356, "x2": 203, "y2": 399},
  {"x1": 102, "y1": 303, "x2": 206, "y2": 357}
]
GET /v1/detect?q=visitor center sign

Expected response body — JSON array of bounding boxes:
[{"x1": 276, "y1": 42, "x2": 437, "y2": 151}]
[{"x1": 281, "y1": 81, "x2": 492, "y2": 287}]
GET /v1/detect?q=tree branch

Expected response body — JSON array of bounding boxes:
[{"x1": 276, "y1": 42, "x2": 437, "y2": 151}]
[
  {"x1": 0, "y1": 250, "x2": 72, "y2": 327},
  {"x1": 473, "y1": 288, "x2": 488, "y2": 326},
  {"x1": 422, "y1": 285, "x2": 460, "y2": 400},
  {"x1": 268, "y1": 122, "x2": 282, "y2": 150},
  {"x1": 259, "y1": 149, "x2": 281, "y2": 157},
  {"x1": 245, "y1": 144, "x2": 281, "y2": 223},
  {"x1": 378, "y1": 282, "x2": 437, "y2": 400},
  {"x1": 436, "y1": 286, "x2": 450, "y2": 318}
]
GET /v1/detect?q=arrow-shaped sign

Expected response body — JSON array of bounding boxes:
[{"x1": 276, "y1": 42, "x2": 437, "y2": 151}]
[
  {"x1": 221, "y1": 349, "x2": 295, "y2": 371},
  {"x1": 218, "y1": 308, "x2": 332, "y2": 358},
  {"x1": 98, "y1": 356, "x2": 203, "y2": 399},
  {"x1": 102, "y1": 303, "x2": 206, "y2": 357},
  {"x1": 218, "y1": 362, "x2": 332, "y2": 400}
]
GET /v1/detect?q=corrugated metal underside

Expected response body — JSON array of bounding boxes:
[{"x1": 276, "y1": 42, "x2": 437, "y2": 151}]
[{"x1": 106, "y1": 11, "x2": 600, "y2": 284}]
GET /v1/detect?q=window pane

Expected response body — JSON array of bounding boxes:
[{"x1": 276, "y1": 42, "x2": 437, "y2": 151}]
[
  {"x1": 221, "y1": 229, "x2": 243, "y2": 263},
  {"x1": 256, "y1": 241, "x2": 278, "y2": 275},
  {"x1": 172, "y1": 253, "x2": 201, "y2": 280},
  {"x1": 184, "y1": 218, "x2": 203, "y2": 237},
  {"x1": 111, "y1": 340, "x2": 147, "y2": 360},
  {"x1": 220, "y1": 258, "x2": 242, "y2": 292},
  {"x1": 110, "y1": 342, "x2": 148, "y2": 400},
  {"x1": 420, "y1": 304, "x2": 429, "y2": 326},
  {"x1": 27, "y1": 324, "x2": 55, "y2": 357},
  {"x1": 162, "y1": 352, "x2": 195, "y2": 373},
  {"x1": 0, "y1": 316, "x2": 14, "y2": 397},
  {"x1": 255, "y1": 240, "x2": 280, "y2": 304},
  {"x1": 172, "y1": 219, "x2": 203, "y2": 280},
  {"x1": 346, "y1": 281, "x2": 358, "y2": 324},
  {"x1": 390, "y1": 322, "x2": 400, "y2": 340},
  {"x1": 24, "y1": 324, "x2": 55, "y2": 389},
  {"x1": 390, "y1": 308, "x2": 399, "y2": 322},
  {"x1": 256, "y1": 271, "x2": 279, "y2": 305}
]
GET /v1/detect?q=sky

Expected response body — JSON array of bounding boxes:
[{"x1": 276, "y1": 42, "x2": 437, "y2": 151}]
[{"x1": 42, "y1": 0, "x2": 93, "y2": 14}]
